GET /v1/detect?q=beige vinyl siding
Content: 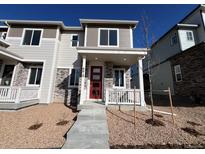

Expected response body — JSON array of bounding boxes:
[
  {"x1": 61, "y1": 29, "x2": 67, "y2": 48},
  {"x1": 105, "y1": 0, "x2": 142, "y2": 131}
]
[
  {"x1": 8, "y1": 27, "x2": 57, "y2": 38},
  {"x1": 86, "y1": 27, "x2": 98, "y2": 47},
  {"x1": 57, "y1": 31, "x2": 84, "y2": 67},
  {"x1": 8, "y1": 27, "x2": 23, "y2": 37},
  {"x1": 119, "y1": 28, "x2": 131, "y2": 48},
  {"x1": 43, "y1": 28, "x2": 57, "y2": 38},
  {"x1": 86, "y1": 27, "x2": 131, "y2": 47},
  {"x1": 6, "y1": 37, "x2": 57, "y2": 103}
]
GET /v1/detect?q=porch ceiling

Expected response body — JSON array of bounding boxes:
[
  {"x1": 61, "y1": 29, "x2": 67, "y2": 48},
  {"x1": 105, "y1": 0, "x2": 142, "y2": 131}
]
[
  {"x1": 77, "y1": 47, "x2": 147, "y2": 65},
  {"x1": 0, "y1": 47, "x2": 23, "y2": 62}
]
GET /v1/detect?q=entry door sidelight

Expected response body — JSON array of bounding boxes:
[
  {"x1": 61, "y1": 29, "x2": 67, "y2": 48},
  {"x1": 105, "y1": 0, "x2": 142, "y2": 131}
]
[{"x1": 90, "y1": 66, "x2": 102, "y2": 99}]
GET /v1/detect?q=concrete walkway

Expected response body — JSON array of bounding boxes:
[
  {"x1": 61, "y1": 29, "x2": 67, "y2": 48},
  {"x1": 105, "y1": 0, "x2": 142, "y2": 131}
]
[{"x1": 62, "y1": 102, "x2": 109, "y2": 149}]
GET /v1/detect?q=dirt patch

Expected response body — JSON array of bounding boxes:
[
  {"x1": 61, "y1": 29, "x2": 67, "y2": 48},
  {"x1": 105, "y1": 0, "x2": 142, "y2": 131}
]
[
  {"x1": 110, "y1": 144, "x2": 205, "y2": 149},
  {"x1": 28, "y1": 123, "x2": 43, "y2": 130},
  {"x1": 145, "y1": 119, "x2": 165, "y2": 126},
  {"x1": 0, "y1": 103, "x2": 77, "y2": 148},
  {"x1": 56, "y1": 120, "x2": 69, "y2": 126},
  {"x1": 107, "y1": 106, "x2": 205, "y2": 149},
  {"x1": 181, "y1": 127, "x2": 204, "y2": 137}
]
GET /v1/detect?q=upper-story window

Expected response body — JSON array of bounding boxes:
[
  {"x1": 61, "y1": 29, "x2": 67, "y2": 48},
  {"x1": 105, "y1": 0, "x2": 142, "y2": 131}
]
[
  {"x1": 99, "y1": 28, "x2": 118, "y2": 47},
  {"x1": 0, "y1": 32, "x2": 7, "y2": 40},
  {"x1": 71, "y1": 34, "x2": 79, "y2": 47},
  {"x1": 22, "y1": 29, "x2": 42, "y2": 46},
  {"x1": 170, "y1": 33, "x2": 177, "y2": 46},
  {"x1": 186, "y1": 31, "x2": 194, "y2": 41}
]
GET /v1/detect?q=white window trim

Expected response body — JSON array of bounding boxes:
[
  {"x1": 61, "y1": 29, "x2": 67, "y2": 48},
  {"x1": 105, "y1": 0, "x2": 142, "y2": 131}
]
[
  {"x1": 113, "y1": 68, "x2": 126, "y2": 89},
  {"x1": 26, "y1": 66, "x2": 43, "y2": 86},
  {"x1": 70, "y1": 34, "x2": 79, "y2": 48},
  {"x1": 186, "y1": 31, "x2": 194, "y2": 41},
  {"x1": 174, "y1": 65, "x2": 182, "y2": 82},
  {"x1": 21, "y1": 28, "x2": 43, "y2": 47},
  {"x1": 68, "y1": 67, "x2": 80, "y2": 88},
  {"x1": 98, "y1": 28, "x2": 119, "y2": 47}
]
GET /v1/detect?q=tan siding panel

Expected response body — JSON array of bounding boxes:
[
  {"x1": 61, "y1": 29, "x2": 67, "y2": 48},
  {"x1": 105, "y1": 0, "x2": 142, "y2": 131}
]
[
  {"x1": 86, "y1": 27, "x2": 98, "y2": 47},
  {"x1": 119, "y1": 28, "x2": 131, "y2": 48},
  {"x1": 8, "y1": 27, "x2": 23, "y2": 37},
  {"x1": 86, "y1": 27, "x2": 131, "y2": 47},
  {"x1": 43, "y1": 28, "x2": 57, "y2": 38},
  {"x1": 8, "y1": 26, "x2": 57, "y2": 38}
]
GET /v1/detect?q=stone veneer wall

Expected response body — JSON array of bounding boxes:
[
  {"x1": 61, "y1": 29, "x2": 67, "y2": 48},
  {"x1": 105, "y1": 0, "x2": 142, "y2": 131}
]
[
  {"x1": 53, "y1": 68, "x2": 78, "y2": 106},
  {"x1": 125, "y1": 67, "x2": 131, "y2": 89},
  {"x1": 12, "y1": 62, "x2": 28, "y2": 86},
  {"x1": 170, "y1": 43, "x2": 205, "y2": 98},
  {"x1": 103, "y1": 63, "x2": 132, "y2": 100},
  {"x1": 12, "y1": 62, "x2": 43, "y2": 86}
]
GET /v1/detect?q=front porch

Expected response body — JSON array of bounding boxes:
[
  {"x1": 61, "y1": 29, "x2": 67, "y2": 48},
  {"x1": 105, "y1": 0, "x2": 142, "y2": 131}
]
[
  {"x1": 77, "y1": 47, "x2": 147, "y2": 106},
  {"x1": 0, "y1": 45, "x2": 42, "y2": 109},
  {"x1": 0, "y1": 86, "x2": 39, "y2": 109}
]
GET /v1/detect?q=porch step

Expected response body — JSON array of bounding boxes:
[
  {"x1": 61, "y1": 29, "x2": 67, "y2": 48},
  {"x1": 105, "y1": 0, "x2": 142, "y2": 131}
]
[
  {"x1": 0, "y1": 100, "x2": 39, "y2": 110},
  {"x1": 77, "y1": 101, "x2": 106, "y2": 110}
]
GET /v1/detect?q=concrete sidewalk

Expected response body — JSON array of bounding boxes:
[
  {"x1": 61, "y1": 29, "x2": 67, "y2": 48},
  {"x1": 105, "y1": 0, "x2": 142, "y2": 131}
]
[{"x1": 62, "y1": 102, "x2": 109, "y2": 149}]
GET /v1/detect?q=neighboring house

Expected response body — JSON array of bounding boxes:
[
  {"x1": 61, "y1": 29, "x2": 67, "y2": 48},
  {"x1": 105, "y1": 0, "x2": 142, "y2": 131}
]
[
  {"x1": 143, "y1": 4, "x2": 205, "y2": 102},
  {"x1": 0, "y1": 18, "x2": 147, "y2": 109}
]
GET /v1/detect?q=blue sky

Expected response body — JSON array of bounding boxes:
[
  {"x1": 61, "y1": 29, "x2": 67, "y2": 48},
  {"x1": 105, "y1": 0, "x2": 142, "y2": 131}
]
[{"x1": 0, "y1": 4, "x2": 198, "y2": 47}]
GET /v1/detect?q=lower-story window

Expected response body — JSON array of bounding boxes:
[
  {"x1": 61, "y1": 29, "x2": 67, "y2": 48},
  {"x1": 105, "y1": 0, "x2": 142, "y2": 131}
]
[
  {"x1": 114, "y1": 69, "x2": 125, "y2": 88},
  {"x1": 28, "y1": 66, "x2": 43, "y2": 85},
  {"x1": 69, "y1": 68, "x2": 80, "y2": 87},
  {"x1": 1, "y1": 65, "x2": 15, "y2": 86},
  {"x1": 174, "y1": 65, "x2": 182, "y2": 82}
]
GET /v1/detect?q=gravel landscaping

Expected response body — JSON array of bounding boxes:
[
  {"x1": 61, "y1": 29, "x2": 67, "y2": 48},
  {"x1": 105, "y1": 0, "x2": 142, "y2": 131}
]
[
  {"x1": 107, "y1": 105, "x2": 205, "y2": 149},
  {"x1": 0, "y1": 103, "x2": 77, "y2": 149}
]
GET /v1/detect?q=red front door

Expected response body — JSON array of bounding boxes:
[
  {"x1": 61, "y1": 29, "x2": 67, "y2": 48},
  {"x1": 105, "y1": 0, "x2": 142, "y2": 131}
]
[{"x1": 90, "y1": 66, "x2": 102, "y2": 99}]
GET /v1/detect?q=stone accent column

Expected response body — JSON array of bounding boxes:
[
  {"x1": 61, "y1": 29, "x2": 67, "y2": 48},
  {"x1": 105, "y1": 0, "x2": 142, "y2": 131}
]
[
  {"x1": 125, "y1": 67, "x2": 131, "y2": 89},
  {"x1": 80, "y1": 56, "x2": 86, "y2": 104},
  {"x1": 53, "y1": 68, "x2": 78, "y2": 106},
  {"x1": 104, "y1": 62, "x2": 113, "y2": 101},
  {"x1": 12, "y1": 62, "x2": 29, "y2": 86}
]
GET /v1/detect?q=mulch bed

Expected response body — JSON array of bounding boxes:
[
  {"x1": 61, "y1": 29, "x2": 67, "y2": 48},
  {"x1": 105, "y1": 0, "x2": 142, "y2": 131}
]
[
  {"x1": 107, "y1": 106, "x2": 205, "y2": 149},
  {"x1": 0, "y1": 103, "x2": 77, "y2": 148}
]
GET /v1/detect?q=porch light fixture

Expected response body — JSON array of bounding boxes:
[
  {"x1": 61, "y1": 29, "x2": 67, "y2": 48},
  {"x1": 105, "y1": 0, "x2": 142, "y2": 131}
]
[
  {"x1": 95, "y1": 57, "x2": 98, "y2": 60},
  {"x1": 123, "y1": 58, "x2": 127, "y2": 61}
]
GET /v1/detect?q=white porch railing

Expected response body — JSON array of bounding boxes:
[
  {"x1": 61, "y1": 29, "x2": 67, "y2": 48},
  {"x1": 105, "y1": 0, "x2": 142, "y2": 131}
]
[
  {"x1": 105, "y1": 88, "x2": 140, "y2": 105},
  {"x1": 0, "y1": 86, "x2": 39, "y2": 103}
]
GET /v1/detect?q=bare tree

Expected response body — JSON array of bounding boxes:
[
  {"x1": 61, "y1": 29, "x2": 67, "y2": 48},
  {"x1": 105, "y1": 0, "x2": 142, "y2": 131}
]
[{"x1": 141, "y1": 13, "x2": 156, "y2": 122}]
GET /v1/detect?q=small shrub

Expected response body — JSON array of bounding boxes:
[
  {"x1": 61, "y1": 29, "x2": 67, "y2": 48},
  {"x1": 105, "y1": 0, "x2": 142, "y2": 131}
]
[
  {"x1": 56, "y1": 112, "x2": 69, "y2": 126},
  {"x1": 28, "y1": 122, "x2": 43, "y2": 130},
  {"x1": 154, "y1": 114, "x2": 163, "y2": 118},
  {"x1": 56, "y1": 120, "x2": 69, "y2": 126},
  {"x1": 187, "y1": 121, "x2": 202, "y2": 126},
  {"x1": 181, "y1": 127, "x2": 204, "y2": 137},
  {"x1": 145, "y1": 118, "x2": 165, "y2": 126}
]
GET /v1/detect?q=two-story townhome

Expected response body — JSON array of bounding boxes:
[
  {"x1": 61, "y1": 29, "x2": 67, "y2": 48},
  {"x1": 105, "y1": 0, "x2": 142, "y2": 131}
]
[
  {"x1": 142, "y1": 5, "x2": 205, "y2": 102},
  {"x1": 0, "y1": 19, "x2": 147, "y2": 109}
]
